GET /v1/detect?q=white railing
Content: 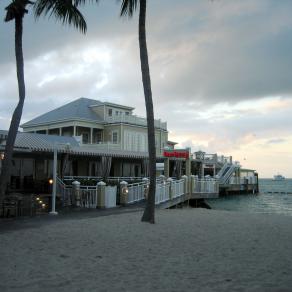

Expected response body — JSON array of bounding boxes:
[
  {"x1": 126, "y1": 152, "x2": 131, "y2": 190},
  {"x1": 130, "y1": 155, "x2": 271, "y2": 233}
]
[
  {"x1": 79, "y1": 186, "x2": 98, "y2": 208},
  {"x1": 105, "y1": 115, "x2": 167, "y2": 130},
  {"x1": 127, "y1": 179, "x2": 185, "y2": 205},
  {"x1": 172, "y1": 179, "x2": 184, "y2": 198},
  {"x1": 155, "y1": 181, "x2": 171, "y2": 204},
  {"x1": 216, "y1": 162, "x2": 230, "y2": 178},
  {"x1": 127, "y1": 182, "x2": 145, "y2": 204},
  {"x1": 82, "y1": 142, "x2": 122, "y2": 151},
  {"x1": 191, "y1": 178, "x2": 219, "y2": 194},
  {"x1": 229, "y1": 176, "x2": 257, "y2": 185},
  {"x1": 57, "y1": 177, "x2": 73, "y2": 206}
]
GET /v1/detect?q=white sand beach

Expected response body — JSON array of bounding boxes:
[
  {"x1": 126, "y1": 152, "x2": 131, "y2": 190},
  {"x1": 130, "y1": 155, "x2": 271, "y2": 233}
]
[{"x1": 1, "y1": 208, "x2": 292, "y2": 292}]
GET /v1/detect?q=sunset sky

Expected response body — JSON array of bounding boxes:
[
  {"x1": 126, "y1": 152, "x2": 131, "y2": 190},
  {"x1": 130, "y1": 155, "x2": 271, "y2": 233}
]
[{"x1": 1, "y1": 0, "x2": 292, "y2": 178}]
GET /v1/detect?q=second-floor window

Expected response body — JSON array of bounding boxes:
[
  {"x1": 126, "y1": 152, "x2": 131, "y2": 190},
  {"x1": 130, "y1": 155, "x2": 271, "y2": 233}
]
[
  {"x1": 108, "y1": 109, "x2": 112, "y2": 117},
  {"x1": 112, "y1": 131, "x2": 118, "y2": 144}
]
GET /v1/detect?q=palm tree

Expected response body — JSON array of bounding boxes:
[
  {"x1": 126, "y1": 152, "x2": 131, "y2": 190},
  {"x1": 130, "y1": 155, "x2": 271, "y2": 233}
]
[
  {"x1": 0, "y1": 0, "x2": 88, "y2": 199},
  {"x1": 0, "y1": 0, "x2": 33, "y2": 198},
  {"x1": 120, "y1": 0, "x2": 156, "y2": 223}
]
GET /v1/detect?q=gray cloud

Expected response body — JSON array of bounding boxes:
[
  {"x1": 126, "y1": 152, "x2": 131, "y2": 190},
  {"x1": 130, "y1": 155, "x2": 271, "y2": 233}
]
[{"x1": 1, "y1": 0, "x2": 292, "y2": 170}]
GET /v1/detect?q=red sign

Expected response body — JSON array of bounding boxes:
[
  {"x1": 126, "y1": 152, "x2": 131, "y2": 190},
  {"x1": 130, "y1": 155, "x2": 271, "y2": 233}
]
[{"x1": 163, "y1": 149, "x2": 189, "y2": 159}]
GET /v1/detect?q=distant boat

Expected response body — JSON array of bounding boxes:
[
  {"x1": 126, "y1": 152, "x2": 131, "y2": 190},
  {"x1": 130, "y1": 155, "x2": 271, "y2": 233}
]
[{"x1": 273, "y1": 174, "x2": 285, "y2": 181}]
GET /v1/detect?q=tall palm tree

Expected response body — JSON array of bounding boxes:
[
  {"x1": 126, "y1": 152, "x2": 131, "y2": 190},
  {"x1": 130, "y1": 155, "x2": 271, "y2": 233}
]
[
  {"x1": 120, "y1": 0, "x2": 156, "y2": 223},
  {"x1": 0, "y1": 0, "x2": 88, "y2": 199}
]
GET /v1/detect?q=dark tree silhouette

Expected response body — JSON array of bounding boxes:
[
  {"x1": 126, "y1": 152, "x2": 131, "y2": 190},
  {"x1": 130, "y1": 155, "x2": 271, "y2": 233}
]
[
  {"x1": 0, "y1": 0, "x2": 88, "y2": 198},
  {"x1": 120, "y1": 0, "x2": 156, "y2": 223}
]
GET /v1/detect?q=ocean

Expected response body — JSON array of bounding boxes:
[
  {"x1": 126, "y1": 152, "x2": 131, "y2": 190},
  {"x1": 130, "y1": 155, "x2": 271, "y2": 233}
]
[{"x1": 206, "y1": 179, "x2": 292, "y2": 216}]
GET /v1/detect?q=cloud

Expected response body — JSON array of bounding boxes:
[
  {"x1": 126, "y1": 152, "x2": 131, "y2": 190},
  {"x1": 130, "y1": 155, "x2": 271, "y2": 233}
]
[
  {"x1": 266, "y1": 138, "x2": 287, "y2": 145},
  {"x1": 1, "y1": 0, "x2": 292, "y2": 177}
]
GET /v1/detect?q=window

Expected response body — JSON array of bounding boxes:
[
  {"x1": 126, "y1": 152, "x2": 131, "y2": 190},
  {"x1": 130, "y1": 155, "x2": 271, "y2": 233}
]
[
  {"x1": 112, "y1": 131, "x2": 118, "y2": 144},
  {"x1": 115, "y1": 111, "x2": 119, "y2": 116},
  {"x1": 125, "y1": 112, "x2": 129, "y2": 116},
  {"x1": 96, "y1": 132, "x2": 102, "y2": 143},
  {"x1": 108, "y1": 109, "x2": 112, "y2": 117},
  {"x1": 82, "y1": 133, "x2": 89, "y2": 144}
]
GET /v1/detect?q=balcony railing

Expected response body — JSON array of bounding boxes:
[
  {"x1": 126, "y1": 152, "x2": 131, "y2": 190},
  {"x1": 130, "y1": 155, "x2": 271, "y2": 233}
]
[
  {"x1": 105, "y1": 115, "x2": 167, "y2": 130},
  {"x1": 82, "y1": 142, "x2": 122, "y2": 152}
]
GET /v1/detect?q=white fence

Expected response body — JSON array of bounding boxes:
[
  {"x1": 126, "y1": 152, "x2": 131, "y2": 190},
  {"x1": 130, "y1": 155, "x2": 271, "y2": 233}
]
[
  {"x1": 79, "y1": 186, "x2": 98, "y2": 208},
  {"x1": 126, "y1": 179, "x2": 186, "y2": 205},
  {"x1": 155, "y1": 181, "x2": 171, "y2": 204},
  {"x1": 191, "y1": 177, "x2": 219, "y2": 194},
  {"x1": 229, "y1": 176, "x2": 257, "y2": 185},
  {"x1": 127, "y1": 182, "x2": 145, "y2": 204},
  {"x1": 58, "y1": 176, "x2": 219, "y2": 209},
  {"x1": 57, "y1": 178, "x2": 73, "y2": 206}
]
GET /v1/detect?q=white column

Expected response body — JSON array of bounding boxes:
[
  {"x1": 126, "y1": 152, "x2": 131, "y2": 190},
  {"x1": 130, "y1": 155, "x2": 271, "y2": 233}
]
[
  {"x1": 90, "y1": 128, "x2": 93, "y2": 144},
  {"x1": 73, "y1": 125, "x2": 76, "y2": 136},
  {"x1": 59, "y1": 128, "x2": 62, "y2": 136}
]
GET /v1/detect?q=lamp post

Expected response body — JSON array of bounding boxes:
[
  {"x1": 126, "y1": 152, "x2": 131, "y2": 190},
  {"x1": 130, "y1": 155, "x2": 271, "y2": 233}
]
[
  {"x1": 50, "y1": 145, "x2": 58, "y2": 215},
  {"x1": 49, "y1": 142, "x2": 70, "y2": 215}
]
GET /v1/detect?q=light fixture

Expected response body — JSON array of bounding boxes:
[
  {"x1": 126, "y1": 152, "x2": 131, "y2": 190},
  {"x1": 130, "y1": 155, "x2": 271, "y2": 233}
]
[{"x1": 49, "y1": 179, "x2": 53, "y2": 185}]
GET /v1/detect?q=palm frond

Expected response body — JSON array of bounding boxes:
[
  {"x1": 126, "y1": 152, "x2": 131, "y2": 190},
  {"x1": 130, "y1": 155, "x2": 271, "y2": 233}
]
[
  {"x1": 119, "y1": 0, "x2": 139, "y2": 18},
  {"x1": 5, "y1": 0, "x2": 33, "y2": 22},
  {"x1": 34, "y1": 0, "x2": 87, "y2": 33}
]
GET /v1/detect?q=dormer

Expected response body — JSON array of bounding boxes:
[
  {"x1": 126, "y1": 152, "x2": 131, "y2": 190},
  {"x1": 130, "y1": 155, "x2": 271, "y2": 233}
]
[{"x1": 103, "y1": 102, "x2": 134, "y2": 120}]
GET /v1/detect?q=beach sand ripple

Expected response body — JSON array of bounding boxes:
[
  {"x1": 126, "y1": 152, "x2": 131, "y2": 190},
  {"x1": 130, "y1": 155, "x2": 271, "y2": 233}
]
[{"x1": 1, "y1": 209, "x2": 292, "y2": 291}]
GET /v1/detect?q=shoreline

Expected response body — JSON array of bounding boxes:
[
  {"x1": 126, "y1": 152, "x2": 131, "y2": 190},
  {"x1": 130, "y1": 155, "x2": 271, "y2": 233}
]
[{"x1": 1, "y1": 208, "x2": 292, "y2": 291}]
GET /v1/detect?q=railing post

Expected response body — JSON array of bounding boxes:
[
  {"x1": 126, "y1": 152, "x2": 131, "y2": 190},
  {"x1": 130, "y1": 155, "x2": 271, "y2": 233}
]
[
  {"x1": 167, "y1": 177, "x2": 173, "y2": 200},
  {"x1": 142, "y1": 178, "x2": 149, "y2": 200},
  {"x1": 181, "y1": 175, "x2": 188, "y2": 196},
  {"x1": 185, "y1": 157, "x2": 191, "y2": 177},
  {"x1": 120, "y1": 181, "x2": 128, "y2": 206},
  {"x1": 189, "y1": 175, "x2": 195, "y2": 196},
  {"x1": 72, "y1": 180, "x2": 80, "y2": 207},
  {"x1": 97, "y1": 181, "x2": 106, "y2": 208}
]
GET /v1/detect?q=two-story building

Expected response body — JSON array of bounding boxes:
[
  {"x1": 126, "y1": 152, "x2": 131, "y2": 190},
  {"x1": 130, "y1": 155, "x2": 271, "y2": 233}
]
[
  {"x1": 21, "y1": 97, "x2": 168, "y2": 155},
  {"x1": 0, "y1": 98, "x2": 168, "y2": 192}
]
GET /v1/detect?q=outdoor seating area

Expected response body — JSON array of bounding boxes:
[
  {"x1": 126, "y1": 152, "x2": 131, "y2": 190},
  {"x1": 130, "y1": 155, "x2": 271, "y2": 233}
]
[{"x1": 0, "y1": 193, "x2": 51, "y2": 218}]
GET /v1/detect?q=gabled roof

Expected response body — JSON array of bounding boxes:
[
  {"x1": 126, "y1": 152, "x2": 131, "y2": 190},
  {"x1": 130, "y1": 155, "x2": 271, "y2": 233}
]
[{"x1": 21, "y1": 98, "x2": 104, "y2": 128}]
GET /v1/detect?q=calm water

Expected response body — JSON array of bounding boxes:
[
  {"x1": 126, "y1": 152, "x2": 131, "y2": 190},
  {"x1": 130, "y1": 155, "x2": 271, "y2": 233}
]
[{"x1": 206, "y1": 179, "x2": 292, "y2": 216}]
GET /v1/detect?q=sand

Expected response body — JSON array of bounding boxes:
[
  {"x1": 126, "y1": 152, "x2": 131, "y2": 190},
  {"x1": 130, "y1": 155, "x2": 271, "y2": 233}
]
[{"x1": 0, "y1": 208, "x2": 292, "y2": 292}]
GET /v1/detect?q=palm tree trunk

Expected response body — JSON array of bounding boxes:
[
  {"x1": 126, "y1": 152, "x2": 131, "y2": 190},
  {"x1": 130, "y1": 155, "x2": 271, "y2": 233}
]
[
  {"x1": 0, "y1": 15, "x2": 25, "y2": 198},
  {"x1": 139, "y1": 0, "x2": 156, "y2": 224}
]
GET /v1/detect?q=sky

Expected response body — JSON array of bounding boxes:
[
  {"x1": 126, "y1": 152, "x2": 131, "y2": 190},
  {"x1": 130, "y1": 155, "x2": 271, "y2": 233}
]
[{"x1": 1, "y1": 0, "x2": 292, "y2": 178}]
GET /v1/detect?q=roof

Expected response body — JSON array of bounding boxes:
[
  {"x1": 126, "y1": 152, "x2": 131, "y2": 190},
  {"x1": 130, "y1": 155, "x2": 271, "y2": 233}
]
[
  {"x1": 102, "y1": 102, "x2": 134, "y2": 111},
  {"x1": 0, "y1": 130, "x2": 8, "y2": 137},
  {"x1": 13, "y1": 132, "x2": 80, "y2": 150},
  {"x1": 0, "y1": 132, "x2": 150, "y2": 159},
  {"x1": 21, "y1": 98, "x2": 104, "y2": 128},
  {"x1": 167, "y1": 140, "x2": 178, "y2": 145}
]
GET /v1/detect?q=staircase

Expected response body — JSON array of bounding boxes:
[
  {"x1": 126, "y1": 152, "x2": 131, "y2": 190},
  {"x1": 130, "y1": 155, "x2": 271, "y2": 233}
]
[{"x1": 216, "y1": 162, "x2": 240, "y2": 185}]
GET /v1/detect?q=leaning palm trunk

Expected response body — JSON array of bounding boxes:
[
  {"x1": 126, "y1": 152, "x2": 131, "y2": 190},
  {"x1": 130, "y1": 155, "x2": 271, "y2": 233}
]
[
  {"x1": 139, "y1": 0, "x2": 156, "y2": 223},
  {"x1": 0, "y1": 15, "x2": 25, "y2": 198}
]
